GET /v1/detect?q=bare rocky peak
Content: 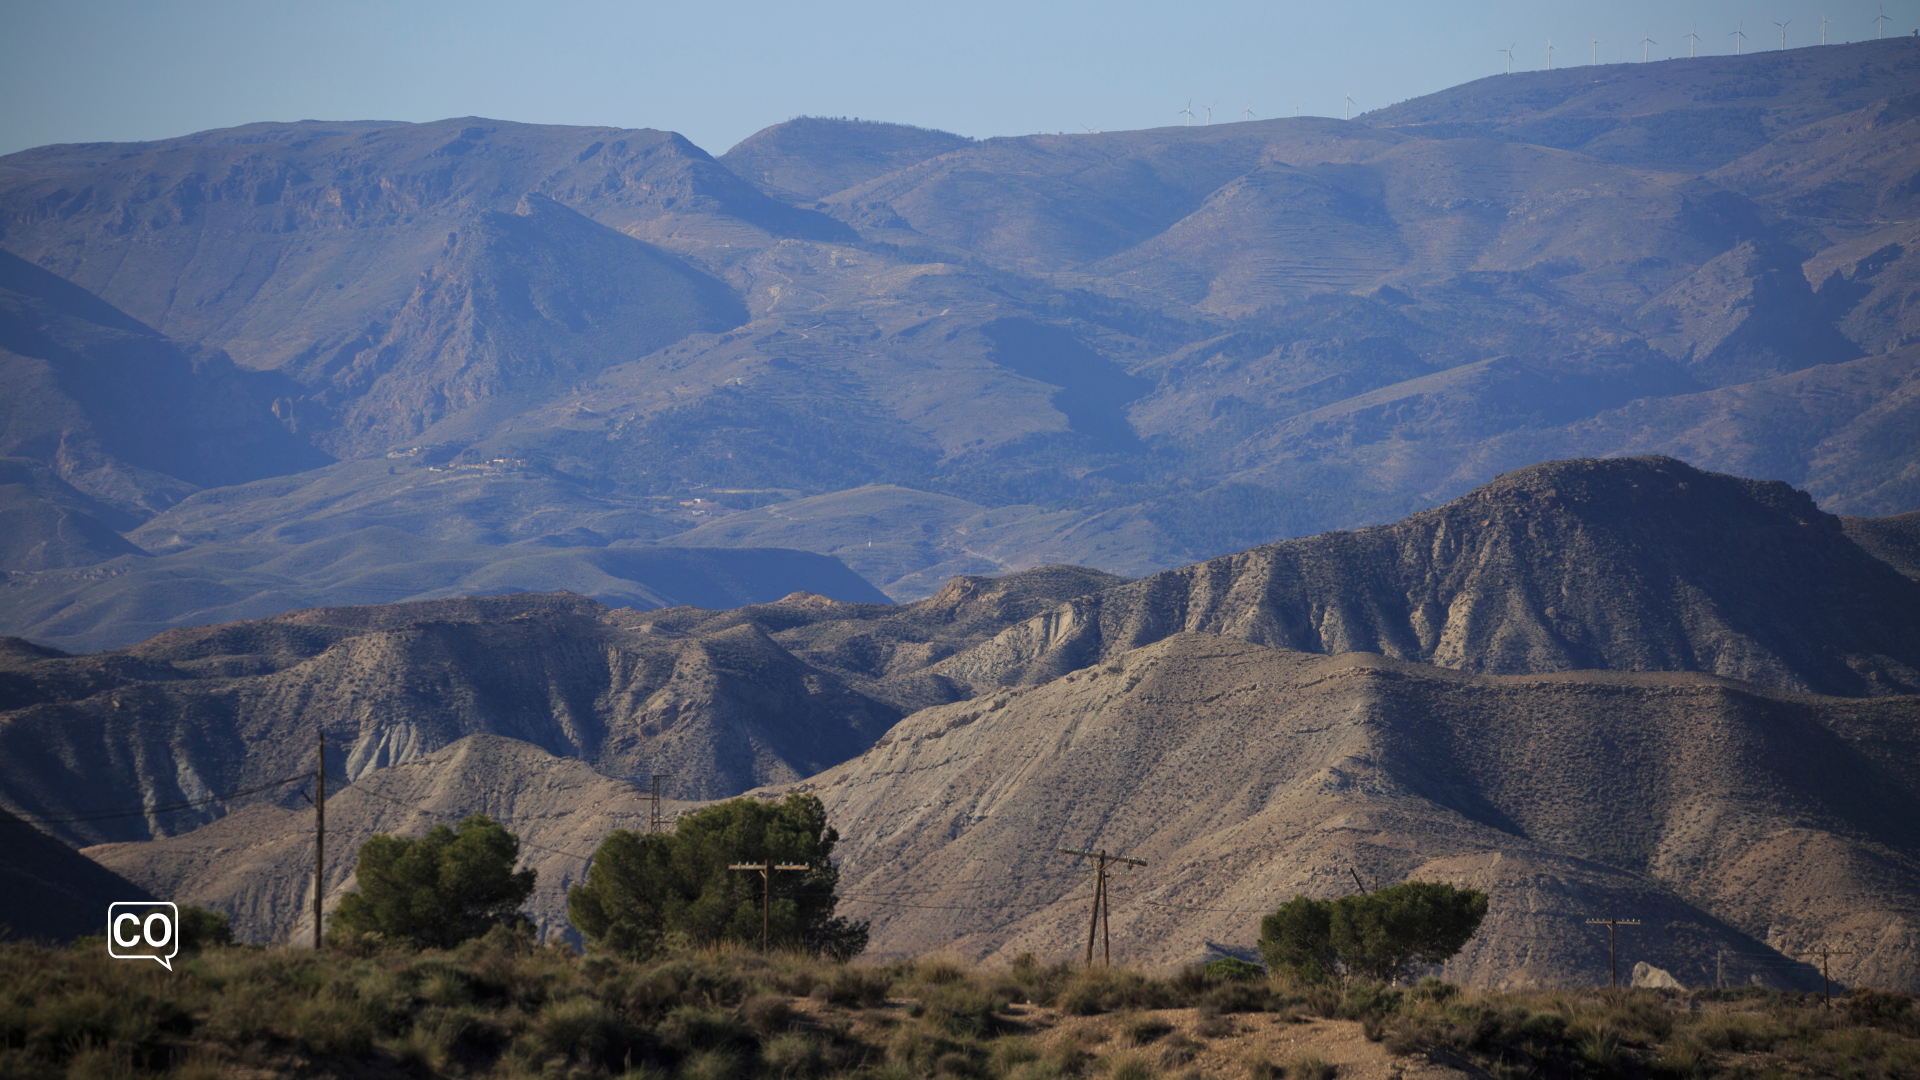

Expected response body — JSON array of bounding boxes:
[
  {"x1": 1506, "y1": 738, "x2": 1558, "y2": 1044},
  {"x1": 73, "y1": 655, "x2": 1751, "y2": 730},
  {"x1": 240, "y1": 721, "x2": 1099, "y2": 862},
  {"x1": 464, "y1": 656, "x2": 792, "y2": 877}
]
[
  {"x1": 933, "y1": 456, "x2": 1920, "y2": 697},
  {"x1": 792, "y1": 633, "x2": 1920, "y2": 989}
]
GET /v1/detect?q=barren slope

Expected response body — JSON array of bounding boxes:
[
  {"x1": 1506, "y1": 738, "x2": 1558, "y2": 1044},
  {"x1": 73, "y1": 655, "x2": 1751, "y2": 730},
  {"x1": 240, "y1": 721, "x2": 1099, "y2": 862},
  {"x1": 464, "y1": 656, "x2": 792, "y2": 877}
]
[
  {"x1": 83, "y1": 734, "x2": 685, "y2": 947},
  {"x1": 795, "y1": 634, "x2": 1920, "y2": 990},
  {"x1": 0, "y1": 566, "x2": 1119, "y2": 841}
]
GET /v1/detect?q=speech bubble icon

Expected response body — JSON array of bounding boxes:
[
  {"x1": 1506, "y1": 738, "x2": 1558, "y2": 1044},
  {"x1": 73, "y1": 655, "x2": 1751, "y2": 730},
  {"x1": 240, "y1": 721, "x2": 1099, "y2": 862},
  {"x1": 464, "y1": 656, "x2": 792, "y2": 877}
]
[{"x1": 108, "y1": 901, "x2": 178, "y2": 970}]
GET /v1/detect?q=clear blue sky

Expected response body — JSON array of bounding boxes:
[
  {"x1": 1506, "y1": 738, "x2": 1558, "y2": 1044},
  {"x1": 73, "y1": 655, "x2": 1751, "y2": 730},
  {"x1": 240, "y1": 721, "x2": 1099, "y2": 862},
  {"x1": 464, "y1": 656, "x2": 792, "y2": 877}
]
[{"x1": 3, "y1": 0, "x2": 1913, "y2": 158}]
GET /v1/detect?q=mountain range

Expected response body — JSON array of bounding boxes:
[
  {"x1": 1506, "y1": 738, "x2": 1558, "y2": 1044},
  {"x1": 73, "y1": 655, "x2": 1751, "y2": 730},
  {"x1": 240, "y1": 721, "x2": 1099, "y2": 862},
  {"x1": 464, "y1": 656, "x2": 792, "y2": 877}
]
[
  {"x1": 9, "y1": 457, "x2": 1920, "y2": 992},
  {"x1": 4, "y1": 40, "x2": 1920, "y2": 991},
  {"x1": 2, "y1": 40, "x2": 1918, "y2": 652}
]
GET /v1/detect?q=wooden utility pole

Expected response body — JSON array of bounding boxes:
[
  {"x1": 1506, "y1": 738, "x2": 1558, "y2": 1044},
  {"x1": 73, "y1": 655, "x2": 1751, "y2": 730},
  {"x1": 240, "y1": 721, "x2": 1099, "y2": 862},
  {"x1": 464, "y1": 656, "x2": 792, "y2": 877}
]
[
  {"x1": 1059, "y1": 847, "x2": 1147, "y2": 967},
  {"x1": 729, "y1": 860, "x2": 809, "y2": 951},
  {"x1": 649, "y1": 774, "x2": 674, "y2": 833},
  {"x1": 314, "y1": 728, "x2": 326, "y2": 951},
  {"x1": 1350, "y1": 869, "x2": 1371, "y2": 895},
  {"x1": 1801, "y1": 945, "x2": 1855, "y2": 1007},
  {"x1": 1585, "y1": 918, "x2": 1641, "y2": 988}
]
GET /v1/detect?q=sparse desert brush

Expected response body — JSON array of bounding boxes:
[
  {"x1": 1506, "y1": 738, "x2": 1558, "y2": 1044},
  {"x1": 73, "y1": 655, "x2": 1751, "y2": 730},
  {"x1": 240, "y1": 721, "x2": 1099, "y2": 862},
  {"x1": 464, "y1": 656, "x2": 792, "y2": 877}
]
[{"x1": 3, "y1": 940, "x2": 1918, "y2": 1080}]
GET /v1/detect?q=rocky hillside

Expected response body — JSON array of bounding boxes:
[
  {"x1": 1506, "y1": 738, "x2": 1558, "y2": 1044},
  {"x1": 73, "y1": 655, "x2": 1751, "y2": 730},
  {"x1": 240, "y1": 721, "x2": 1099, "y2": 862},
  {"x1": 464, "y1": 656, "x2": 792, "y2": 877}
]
[
  {"x1": 795, "y1": 633, "x2": 1920, "y2": 990},
  {"x1": 933, "y1": 457, "x2": 1920, "y2": 698},
  {"x1": 84, "y1": 734, "x2": 675, "y2": 948},
  {"x1": 0, "y1": 565, "x2": 1121, "y2": 842}
]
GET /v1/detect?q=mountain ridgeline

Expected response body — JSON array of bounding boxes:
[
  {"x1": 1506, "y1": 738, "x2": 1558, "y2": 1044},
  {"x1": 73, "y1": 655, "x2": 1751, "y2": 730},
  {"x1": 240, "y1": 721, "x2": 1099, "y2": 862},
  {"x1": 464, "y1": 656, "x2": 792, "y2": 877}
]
[
  {"x1": 3, "y1": 457, "x2": 1916, "y2": 843},
  {"x1": 935, "y1": 457, "x2": 1920, "y2": 698},
  {"x1": 1, "y1": 41, "x2": 1918, "y2": 650}
]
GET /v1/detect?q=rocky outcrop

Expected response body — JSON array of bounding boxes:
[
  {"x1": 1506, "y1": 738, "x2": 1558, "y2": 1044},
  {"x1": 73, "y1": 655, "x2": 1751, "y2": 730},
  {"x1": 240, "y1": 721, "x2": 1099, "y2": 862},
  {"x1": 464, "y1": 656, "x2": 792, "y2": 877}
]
[
  {"x1": 0, "y1": 565, "x2": 1123, "y2": 844},
  {"x1": 931, "y1": 457, "x2": 1920, "y2": 698}
]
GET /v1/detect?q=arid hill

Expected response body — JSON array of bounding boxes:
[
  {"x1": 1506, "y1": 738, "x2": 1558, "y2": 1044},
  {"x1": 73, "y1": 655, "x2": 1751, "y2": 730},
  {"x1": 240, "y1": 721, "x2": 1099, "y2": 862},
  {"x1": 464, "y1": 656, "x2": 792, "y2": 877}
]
[
  {"x1": 793, "y1": 633, "x2": 1920, "y2": 991},
  {"x1": 84, "y1": 734, "x2": 680, "y2": 948},
  {"x1": 934, "y1": 457, "x2": 1920, "y2": 698},
  {"x1": 0, "y1": 565, "x2": 1120, "y2": 842}
]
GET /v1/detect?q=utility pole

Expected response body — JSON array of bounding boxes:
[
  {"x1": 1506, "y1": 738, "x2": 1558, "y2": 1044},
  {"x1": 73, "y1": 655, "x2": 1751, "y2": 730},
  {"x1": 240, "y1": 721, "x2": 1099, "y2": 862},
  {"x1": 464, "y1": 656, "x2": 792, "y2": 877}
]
[
  {"x1": 1801, "y1": 945, "x2": 1855, "y2": 1007},
  {"x1": 1350, "y1": 868, "x2": 1371, "y2": 894},
  {"x1": 314, "y1": 728, "x2": 326, "y2": 951},
  {"x1": 1059, "y1": 847, "x2": 1147, "y2": 967},
  {"x1": 729, "y1": 860, "x2": 810, "y2": 951},
  {"x1": 1717, "y1": 948, "x2": 1724, "y2": 989},
  {"x1": 1585, "y1": 917, "x2": 1642, "y2": 988},
  {"x1": 649, "y1": 774, "x2": 674, "y2": 833}
]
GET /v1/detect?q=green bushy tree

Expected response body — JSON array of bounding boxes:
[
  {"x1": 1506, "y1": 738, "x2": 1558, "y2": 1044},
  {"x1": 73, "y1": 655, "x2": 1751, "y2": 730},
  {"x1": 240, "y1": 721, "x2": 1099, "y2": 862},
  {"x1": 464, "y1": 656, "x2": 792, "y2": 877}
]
[
  {"x1": 331, "y1": 814, "x2": 536, "y2": 949},
  {"x1": 568, "y1": 793, "x2": 868, "y2": 961},
  {"x1": 1258, "y1": 881, "x2": 1487, "y2": 984}
]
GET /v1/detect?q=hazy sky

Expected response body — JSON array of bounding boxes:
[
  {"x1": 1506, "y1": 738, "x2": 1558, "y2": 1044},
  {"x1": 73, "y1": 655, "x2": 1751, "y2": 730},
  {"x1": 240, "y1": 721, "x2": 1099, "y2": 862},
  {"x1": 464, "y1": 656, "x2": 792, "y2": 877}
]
[{"x1": 3, "y1": 0, "x2": 1914, "y2": 158}]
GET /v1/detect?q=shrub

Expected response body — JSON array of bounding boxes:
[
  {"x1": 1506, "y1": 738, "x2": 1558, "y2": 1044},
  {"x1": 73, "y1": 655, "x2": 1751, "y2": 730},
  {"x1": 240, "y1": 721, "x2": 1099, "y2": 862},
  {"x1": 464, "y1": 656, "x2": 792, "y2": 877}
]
[
  {"x1": 823, "y1": 965, "x2": 893, "y2": 1007},
  {"x1": 532, "y1": 996, "x2": 628, "y2": 1065},
  {"x1": 1106, "y1": 1050, "x2": 1159, "y2": 1080},
  {"x1": 1258, "y1": 883, "x2": 1486, "y2": 985},
  {"x1": 1203, "y1": 957, "x2": 1266, "y2": 983},
  {"x1": 569, "y1": 795, "x2": 870, "y2": 961},
  {"x1": 330, "y1": 815, "x2": 536, "y2": 949},
  {"x1": 741, "y1": 993, "x2": 795, "y2": 1036},
  {"x1": 763, "y1": 1031, "x2": 826, "y2": 1079}
]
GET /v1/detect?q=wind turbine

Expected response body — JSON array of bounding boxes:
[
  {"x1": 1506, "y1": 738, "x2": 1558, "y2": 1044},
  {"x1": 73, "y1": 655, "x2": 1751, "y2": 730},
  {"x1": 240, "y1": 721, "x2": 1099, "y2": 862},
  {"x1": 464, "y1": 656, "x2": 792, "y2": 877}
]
[
  {"x1": 1342, "y1": 91, "x2": 1356, "y2": 120},
  {"x1": 1820, "y1": 13, "x2": 1831, "y2": 43},
  {"x1": 1591, "y1": 35, "x2": 1603, "y2": 65},
  {"x1": 1499, "y1": 42, "x2": 1516, "y2": 73},
  {"x1": 1202, "y1": 102, "x2": 1216, "y2": 125},
  {"x1": 1546, "y1": 37, "x2": 1556, "y2": 70},
  {"x1": 1874, "y1": 4, "x2": 1891, "y2": 38},
  {"x1": 1179, "y1": 100, "x2": 1197, "y2": 126},
  {"x1": 1082, "y1": 125, "x2": 1101, "y2": 134},
  {"x1": 1242, "y1": 103, "x2": 1256, "y2": 121},
  {"x1": 1641, "y1": 29, "x2": 1656, "y2": 62},
  {"x1": 1686, "y1": 25, "x2": 1700, "y2": 56},
  {"x1": 1730, "y1": 21, "x2": 1746, "y2": 54},
  {"x1": 1294, "y1": 102, "x2": 1304, "y2": 116}
]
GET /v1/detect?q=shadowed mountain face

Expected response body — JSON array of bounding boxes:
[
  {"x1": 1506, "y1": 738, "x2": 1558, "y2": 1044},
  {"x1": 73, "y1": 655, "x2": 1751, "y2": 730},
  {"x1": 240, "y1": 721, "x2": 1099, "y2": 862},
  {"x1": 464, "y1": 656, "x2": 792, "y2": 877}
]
[
  {"x1": 789, "y1": 633, "x2": 1920, "y2": 990},
  {"x1": 2, "y1": 805, "x2": 157, "y2": 943},
  {"x1": 932, "y1": 457, "x2": 1920, "y2": 698},
  {"x1": 0, "y1": 250, "x2": 328, "y2": 519}
]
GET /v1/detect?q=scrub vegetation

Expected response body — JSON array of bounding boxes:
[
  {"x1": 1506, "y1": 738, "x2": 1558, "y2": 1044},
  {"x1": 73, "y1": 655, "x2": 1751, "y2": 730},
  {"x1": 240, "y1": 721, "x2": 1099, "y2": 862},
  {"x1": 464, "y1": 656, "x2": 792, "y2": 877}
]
[{"x1": 3, "y1": 937, "x2": 1916, "y2": 1079}]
